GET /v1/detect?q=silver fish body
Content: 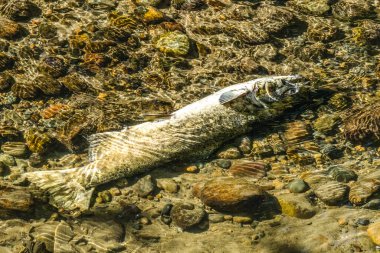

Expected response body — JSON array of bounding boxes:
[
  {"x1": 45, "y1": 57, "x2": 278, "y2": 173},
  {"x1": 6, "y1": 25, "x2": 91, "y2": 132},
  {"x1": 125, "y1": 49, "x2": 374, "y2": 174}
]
[{"x1": 24, "y1": 75, "x2": 304, "y2": 211}]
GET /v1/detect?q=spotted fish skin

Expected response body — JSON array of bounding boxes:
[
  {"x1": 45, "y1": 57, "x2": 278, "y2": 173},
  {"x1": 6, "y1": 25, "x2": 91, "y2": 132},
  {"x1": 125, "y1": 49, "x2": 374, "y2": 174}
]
[{"x1": 24, "y1": 75, "x2": 304, "y2": 211}]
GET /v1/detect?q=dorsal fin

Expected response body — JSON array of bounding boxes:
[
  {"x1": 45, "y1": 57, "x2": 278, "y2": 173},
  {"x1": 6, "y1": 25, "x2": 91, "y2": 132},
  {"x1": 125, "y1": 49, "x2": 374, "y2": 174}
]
[
  {"x1": 87, "y1": 128, "x2": 128, "y2": 162},
  {"x1": 219, "y1": 88, "x2": 249, "y2": 104}
]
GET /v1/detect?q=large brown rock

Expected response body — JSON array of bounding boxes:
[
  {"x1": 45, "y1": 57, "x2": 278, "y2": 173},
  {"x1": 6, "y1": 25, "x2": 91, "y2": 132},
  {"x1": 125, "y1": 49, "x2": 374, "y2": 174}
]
[
  {"x1": 0, "y1": 188, "x2": 33, "y2": 211},
  {"x1": 193, "y1": 177, "x2": 266, "y2": 212}
]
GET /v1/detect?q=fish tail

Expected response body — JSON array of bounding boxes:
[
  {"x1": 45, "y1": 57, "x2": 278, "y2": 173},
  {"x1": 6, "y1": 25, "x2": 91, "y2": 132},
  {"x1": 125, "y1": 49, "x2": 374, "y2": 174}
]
[{"x1": 24, "y1": 168, "x2": 94, "y2": 212}]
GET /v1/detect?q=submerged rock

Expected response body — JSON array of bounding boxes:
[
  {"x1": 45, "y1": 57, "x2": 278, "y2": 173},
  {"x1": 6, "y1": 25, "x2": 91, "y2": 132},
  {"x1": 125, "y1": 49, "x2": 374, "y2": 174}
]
[
  {"x1": 0, "y1": 187, "x2": 33, "y2": 211},
  {"x1": 287, "y1": 179, "x2": 309, "y2": 193},
  {"x1": 276, "y1": 193, "x2": 316, "y2": 219},
  {"x1": 193, "y1": 177, "x2": 266, "y2": 212},
  {"x1": 134, "y1": 175, "x2": 155, "y2": 197},
  {"x1": 170, "y1": 203, "x2": 206, "y2": 230},
  {"x1": 288, "y1": 0, "x2": 330, "y2": 16},
  {"x1": 314, "y1": 181, "x2": 348, "y2": 205},
  {"x1": 367, "y1": 221, "x2": 380, "y2": 245},
  {"x1": 155, "y1": 31, "x2": 190, "y2": 57}
]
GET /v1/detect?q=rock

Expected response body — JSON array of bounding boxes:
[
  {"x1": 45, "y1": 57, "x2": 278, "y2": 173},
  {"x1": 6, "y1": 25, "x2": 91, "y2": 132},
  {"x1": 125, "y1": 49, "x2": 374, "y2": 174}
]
[
  {"x1": 185, "y1": 165, "x2": 199, "y2": 173},
  {"x1": 352, "y1": 20, "x2": 380, "y2": 46},
  {"x1": 349, "y1": 170, "x2": 380, "y2": 205},
  {"x1": 0, "y1": 73, "x2": 15, "y2": 91},
  {"x1": 321, "y1": 144, "x2": 343, "y2": 159},
  {"x1": 208, "y1": 213, "x2": 224, "y2": 223},
  {"x1": 0, "y1": 154, "x2": 16, "y2": 166},
  {"x1": 215, "y1": 159, "x2": 231, "y2": 169},
  {"x1": 0, "y1": 17, "x2": 26, "y2": 40},
  {"x1": 157, "y1": 178, "x2": 179, "y2": 193},
  {"x1": 314, "y1": 181, "x2": 348, "y2": 205},
  {"x1": 216, "y1": 147, "x2": 242, "y2": 159},
  {"x1": 332, "y1": 0, "x2": 374, "y2": 21},
  {"x1": 356, "y1": 218, "x2": 370, "y2": 226},
  {"x1": 136, "y1": 6, "x2": 165, "y2": 24},
  {"x1": 233, "y1": 216, "x2": 252, "y2": 224},
  {"x1": 313, "y1": 114, "x2": 340, "y2": 134},
  {"x1": 367, "y1": 221, "x2": 380, "y2": 245},
  {"x1": 287, "y1": 179, "x2": 309, "y2": 193},
  {"x1": 277, "y1": 193, "x2": 316, "y2": 219},
  {"x1": 155, "y1": 31, "x2": 190, "y2": 57},
  {"x1": 327, "y1": 166, "x2": 357, "y2": 183},
  {"x1": 134, "y1": 0, "x2": 162, "y2": 7},
  {"x1": 288, "y1": 0, "x2": 330, "y2": 15},
  {"x1": 172, "y1": 0, "x2": 206, "y2": 10},
  {"x1": 1, "y1": 142, "x2": 28, "y2": 157},
  {"x1": 362, "y1": 199, "x2": 380, "y2": 210},
  {"x1": 237, "y1": 136, "x2": 252, "y2": 154},
  {"x1": 0, "y1": 188, "x2": 33, "y2": 211},
  {"x1": 170, "y1": 203, "x2": 206, "y2": 230},
  {"x1": 133, "y1": 175, "x2": 155, "y2": 197},
  {"x1": 229, "y1": 160, "x2": 267, "y2": 179},
  {"x1": 193, "y1": 177, "x2": 266, "y2": 212}
]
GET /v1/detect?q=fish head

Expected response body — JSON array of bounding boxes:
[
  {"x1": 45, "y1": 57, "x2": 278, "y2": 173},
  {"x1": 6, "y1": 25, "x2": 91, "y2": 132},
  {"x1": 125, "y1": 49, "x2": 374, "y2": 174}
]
[{"x1": 252, "y1": 75, "x2": 304, "y2": 105}]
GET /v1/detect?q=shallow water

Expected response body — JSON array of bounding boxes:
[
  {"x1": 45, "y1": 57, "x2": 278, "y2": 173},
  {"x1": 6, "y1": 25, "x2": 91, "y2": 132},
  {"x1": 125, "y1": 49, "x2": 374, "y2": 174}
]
[{"x1": 0, "y1": 0, "x2": 380, "y2": 252}]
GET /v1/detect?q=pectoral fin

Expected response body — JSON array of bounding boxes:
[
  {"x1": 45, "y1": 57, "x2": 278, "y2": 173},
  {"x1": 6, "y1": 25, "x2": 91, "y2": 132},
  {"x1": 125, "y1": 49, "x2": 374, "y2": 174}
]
[{"x1": 219, "y1": 88, "x2": 249, "y2": 104}]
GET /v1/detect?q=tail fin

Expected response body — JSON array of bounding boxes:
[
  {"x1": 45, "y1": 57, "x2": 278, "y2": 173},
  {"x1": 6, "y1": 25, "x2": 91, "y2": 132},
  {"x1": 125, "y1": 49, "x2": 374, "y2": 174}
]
[{"x1": 24, "y1": 168, "x2": 94, "y2": 212}]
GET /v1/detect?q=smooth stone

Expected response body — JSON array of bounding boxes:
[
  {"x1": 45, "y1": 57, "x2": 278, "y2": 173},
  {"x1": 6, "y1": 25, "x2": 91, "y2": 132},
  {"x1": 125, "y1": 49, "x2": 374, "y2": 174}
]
[
  {"x1": 314, "y1": 181, "x2": 348, "y2": 205},
  {"x1": 287, "y1": 179, "x2": 309, "y2": 193},
  {"x1": 208, "y1": 214, "x2": 225, "y2": 223},
  {"x1": 362, "y1": 199, "x2": 380, "y2": 210},
  {"x1": 193, "y1": 177, "x2": 266, "y2": 212},
  {"x1": 367, "y1": 221, "x2": 380, "y2": 245},
  {"x1": 133, "y1": 175, "x2": 155, "y2": 197},
  {"x1": 357, "y1": 218, "x2": 370, "y2": 226},
  {"x1": 215, "y1": 159, "x2": 232, "y2": 169},
  {"x1": 157, "y1": 178, "x2": 179, "y2": 193},
  {"x1": 237, "y1": 136, "x2": 252, "y2": 154},
  {"x1": 277, "y1": 193, "x2": 316, "y2": 219},
  {"x1": 327, "y1": 165, "x2": 357, "y2": 183},
  {"x1": 216, "y1": 147, "x2": 242, "y2": 159},
  {"x1": 170, "y1": 203, "x2": 206, "y2": 230},
  {"x1": 0, "y1": 154, "x2": 15, "y2": 166},
  {"x1": 233, "y1": 216, "x2": 252, "y2": 224}
]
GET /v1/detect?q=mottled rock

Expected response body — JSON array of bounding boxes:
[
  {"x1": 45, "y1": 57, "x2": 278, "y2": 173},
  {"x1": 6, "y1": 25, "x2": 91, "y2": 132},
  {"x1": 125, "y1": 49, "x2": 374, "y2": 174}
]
[
  {"x1": 136, "y1": 6, "x2": 165, "y2": 24},
  {"x1": 0, "y1": 17, "x2": 26, "y2": 40},
  {"x1": 332, "y1": 0, "x2": 374, "y2": 21},
  {"x1": 134, "y1": 175, "x2": 155, "y2": 197},
  {"x1": 0, "y1": 188, "x2": 33, "y2": 211},
  {"x1": 362, "y1": 199, "x2": 380, "y2": 210},
  {"x1": 155, "y1": 31, "x2": 190, "y2": 56},
  {"x1": 287, "y1": 179, "x2": 309, "y2": 193},
  {"x1": 157, "y1": 178, "x2": 179, "y2": 193},
  {"x1": 313, "y1": 114, "x2": 340, "y2": 134},
  {"x1": 277, "y1": 193, "x2": 316, "y2": 219},
  {"x1": 217, "y1": 147, "x2": 242, "y2": 159},
  {"x1": 215, "y1": 159, "x2": 232, "y2": 169},
  {"x1": 0, "y1": 73, "x2": 15, "y2": 90},
  {"x1": 288, "y1": 0, "x2": 330, "y2": 15},
  {"x1": 208, "y1": 213, "x2": 224, "y2": 223},
  {"x1": 314, "y1": 181, "x2": 348, "y2": 205},
  {"x1": 193, "y1": 177, "x2": 266, "y2": 212},
  {"x1": 327, "y1": 166, "x2": 357, "y2": 183},
  {"x1": 367, "y1": 221, "x2": 380, "y2": 245},
  {"x1": 237, "y1": 136, "x2": 252, "y2": 154},
  {"x1": 170, "y1": 203, "x2": 206, "y2": 230}
]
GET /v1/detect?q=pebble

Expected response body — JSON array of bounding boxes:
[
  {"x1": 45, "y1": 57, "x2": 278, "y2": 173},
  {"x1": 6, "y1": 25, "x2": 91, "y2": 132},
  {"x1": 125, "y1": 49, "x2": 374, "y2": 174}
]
[
  {"x1": 185, "y1": 165, "x2": 199, "y2": 173},
  {"x1": 229, "y1": 160, "x2": 267, "y2": 179},
  {"x1": 233, "y1": 216, "x2": 252, "y2": 224},
  {"x1": 276, "y1": 193, "x2": 316, "y2": 219},
  {"x1": 288, "y1": 0, "x2": 330, "y2": 15},
  {"x1": 314, "y1": 181, "x2": 348, "y2": 205},
  {"x1": 133, "y1": 175, "x2": 155, "y2": 197},
  {"x1": 362, "y1": 199, "x2": 380, "y2": 210},
  {"x1": 0, "y1": 154, "x2": 15, "y2": 167},
  {"x1": 170, "y1": 203, "x2": 206, "y2": 230},
  {"x1": 215, "y1": 159, "x2": 231, "y2": 169},
  {"x1": 1, "y1": 142, "x2": 28, "y2": 157},
  {"x1": 217, "y1": 147, "x2": 242, "y2": 159},
  {"x1": 356, "y1": 218, "x2": 370, "y2": 226},
  {"x1": 237, "y1": 136, "x2": 252, "y2": 154},
  {"x1": 193, "y1": 177, "x2": 266, "y2": 212},
  {"x1": 208, "y1": 214, "x2": 225, "y2": 223},
  {"x1": 156, "y1": 178, "x2": 179, "y2": 193},
  {"x1": 327, "y1": 166, "x2": 357, "y2": 183},
  {"x1": 155, "y1": 31, "x2": 190, "y2": 57},
  {"x1": 338, "y1": 217, "x2": 348, "y2": 226},
  {"x1": 287, "y1": 179, "x2": 309, "y2": 193},
  {"x1": 367, "y1": 221, "x2": 380, "y2": 245},
  {"x1": 313, "y1": 114, "x2": 340, "y2": 134}
]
